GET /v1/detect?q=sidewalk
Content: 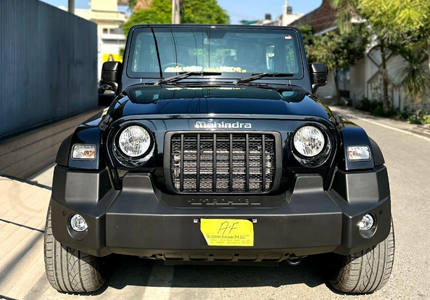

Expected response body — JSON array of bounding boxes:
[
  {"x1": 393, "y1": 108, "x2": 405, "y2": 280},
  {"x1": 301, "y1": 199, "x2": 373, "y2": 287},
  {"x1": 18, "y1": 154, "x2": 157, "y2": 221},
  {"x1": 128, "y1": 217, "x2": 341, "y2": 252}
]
[
  {"x1": 330, "y1": 106, "x2": 430, "y2": 140},
  {"x1": 0, "y1": 175, "x2": 51, "y2": 299}
]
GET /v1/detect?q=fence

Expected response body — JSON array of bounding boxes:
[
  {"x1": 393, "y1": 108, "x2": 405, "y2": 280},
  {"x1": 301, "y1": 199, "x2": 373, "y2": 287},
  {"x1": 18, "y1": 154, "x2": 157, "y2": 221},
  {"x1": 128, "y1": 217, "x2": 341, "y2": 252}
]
[{"x1": 0, "y1": 0, "x2": 98, "y2": 140}]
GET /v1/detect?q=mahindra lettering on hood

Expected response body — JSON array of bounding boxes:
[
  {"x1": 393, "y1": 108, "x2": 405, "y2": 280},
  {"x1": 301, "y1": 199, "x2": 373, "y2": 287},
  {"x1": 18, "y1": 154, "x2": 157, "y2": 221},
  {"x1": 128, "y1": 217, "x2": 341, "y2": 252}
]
[
  {"x1": 195, "y1": 121, "x2": 252, "y2": 129},
  {"x1": 45, "y1": 25, "x2": 394, "y2": 296}
]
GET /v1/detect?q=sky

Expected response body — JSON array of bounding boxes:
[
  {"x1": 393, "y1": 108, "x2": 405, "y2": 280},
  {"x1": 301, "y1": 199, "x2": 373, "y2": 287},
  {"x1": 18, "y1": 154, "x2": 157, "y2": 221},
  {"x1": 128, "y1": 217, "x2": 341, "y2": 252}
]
[{"x1": 39, "y1": 0, "x2": 322, "y2": 24}]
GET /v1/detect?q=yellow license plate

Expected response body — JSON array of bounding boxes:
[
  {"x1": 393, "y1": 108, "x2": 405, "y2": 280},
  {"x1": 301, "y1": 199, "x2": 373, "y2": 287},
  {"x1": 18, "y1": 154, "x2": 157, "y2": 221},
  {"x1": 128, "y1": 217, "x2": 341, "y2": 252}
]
[{"x1": 200, "y1": 219, "x2": 254, "y2": 247}]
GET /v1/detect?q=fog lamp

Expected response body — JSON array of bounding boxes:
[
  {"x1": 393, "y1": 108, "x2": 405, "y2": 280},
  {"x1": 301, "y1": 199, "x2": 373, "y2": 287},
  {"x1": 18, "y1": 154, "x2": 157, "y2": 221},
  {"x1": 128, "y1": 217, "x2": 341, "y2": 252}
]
[
  {"x1": 70, "y1": 214, "x2": 88, "y2": 232},
  {"x1": 359, "y1": 214, "x2": 375, "y2": 231}
]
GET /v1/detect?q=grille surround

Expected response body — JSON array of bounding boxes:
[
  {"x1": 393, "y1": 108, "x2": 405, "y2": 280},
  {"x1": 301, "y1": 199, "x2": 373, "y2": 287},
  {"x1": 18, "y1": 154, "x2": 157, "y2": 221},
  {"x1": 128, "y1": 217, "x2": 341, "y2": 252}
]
[{"x1": 164, "y1": 131, "x2": 282, "y2": 194}]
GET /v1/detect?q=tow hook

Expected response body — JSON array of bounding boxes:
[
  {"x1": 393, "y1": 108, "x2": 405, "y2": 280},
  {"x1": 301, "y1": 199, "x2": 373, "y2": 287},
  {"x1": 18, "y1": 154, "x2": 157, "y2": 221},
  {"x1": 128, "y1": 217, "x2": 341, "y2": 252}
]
[{"x1": 287, "y1": 256, "x2": 302, "y2": 266}]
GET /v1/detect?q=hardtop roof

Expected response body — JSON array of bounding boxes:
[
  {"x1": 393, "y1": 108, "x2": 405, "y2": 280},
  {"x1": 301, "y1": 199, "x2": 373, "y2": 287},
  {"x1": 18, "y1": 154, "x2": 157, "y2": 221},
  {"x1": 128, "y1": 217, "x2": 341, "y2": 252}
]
[{"x1": 128, "y1": 24, "x2": 300, "y2": 31}]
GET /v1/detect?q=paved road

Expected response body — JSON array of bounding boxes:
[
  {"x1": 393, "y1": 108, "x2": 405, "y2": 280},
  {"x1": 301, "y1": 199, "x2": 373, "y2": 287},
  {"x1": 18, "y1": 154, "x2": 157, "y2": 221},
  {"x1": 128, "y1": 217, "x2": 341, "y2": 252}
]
[{"x1": 1, "y1": 109, "x2": 430, "y2": 300}]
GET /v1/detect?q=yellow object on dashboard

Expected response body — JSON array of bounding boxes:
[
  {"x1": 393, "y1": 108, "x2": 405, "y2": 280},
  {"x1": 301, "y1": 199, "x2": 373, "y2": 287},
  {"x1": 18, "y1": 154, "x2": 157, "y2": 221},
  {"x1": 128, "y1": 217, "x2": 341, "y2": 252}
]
[{"x1": 103, "y1": 54, "x2": 122, "y2": 63}]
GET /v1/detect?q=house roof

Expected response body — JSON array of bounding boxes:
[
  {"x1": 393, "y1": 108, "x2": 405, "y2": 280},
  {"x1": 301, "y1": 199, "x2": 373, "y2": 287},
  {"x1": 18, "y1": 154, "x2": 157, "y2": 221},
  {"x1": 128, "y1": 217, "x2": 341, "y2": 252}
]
[{"x1": 290, "y1": 0, "x2": 337, "y2": 33}]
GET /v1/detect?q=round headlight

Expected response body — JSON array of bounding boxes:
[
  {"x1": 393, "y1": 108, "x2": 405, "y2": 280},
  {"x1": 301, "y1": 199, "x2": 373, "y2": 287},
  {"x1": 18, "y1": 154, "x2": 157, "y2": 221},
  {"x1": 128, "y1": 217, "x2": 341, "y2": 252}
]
[
  {"x1": 293, "y1": 125, "x2": 325, "y2": 157},
  {"x1": 118, "y1": 125, "x2": 152, "y2": 158}
]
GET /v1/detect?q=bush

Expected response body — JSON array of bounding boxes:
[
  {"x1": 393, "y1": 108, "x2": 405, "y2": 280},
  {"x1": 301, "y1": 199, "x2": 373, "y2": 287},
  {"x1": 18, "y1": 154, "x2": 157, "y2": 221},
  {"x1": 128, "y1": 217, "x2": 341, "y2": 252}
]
[
  {"x1": 370, "y1": 107, "x2": 397, "y2": 118},
  {"x1": 399, "y1": 111, "x2": 411, "y2": 120},
  {"x1": 408, "y1": 111, "x2": 430, "y2": 125},
  {"x1": 356, "y1": 98, "x2": 381, "y2": 112},
  {"x1": 368, "y1": 103, "x2": 398, "y2": 118}
]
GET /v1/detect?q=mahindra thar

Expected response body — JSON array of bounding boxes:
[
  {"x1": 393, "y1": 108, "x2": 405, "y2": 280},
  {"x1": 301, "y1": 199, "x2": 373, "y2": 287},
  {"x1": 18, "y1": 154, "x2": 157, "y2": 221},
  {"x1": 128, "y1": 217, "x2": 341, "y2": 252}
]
[{"x1": 44, "y1": 25, "x2": 394, "y2": 294}]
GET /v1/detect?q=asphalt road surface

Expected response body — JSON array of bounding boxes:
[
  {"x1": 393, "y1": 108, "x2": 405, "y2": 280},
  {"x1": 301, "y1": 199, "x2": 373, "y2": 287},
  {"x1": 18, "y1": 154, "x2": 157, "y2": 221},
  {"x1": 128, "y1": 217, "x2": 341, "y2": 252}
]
[{"x1": 6, "y1": 110, "x2": 430, "y2": 300}]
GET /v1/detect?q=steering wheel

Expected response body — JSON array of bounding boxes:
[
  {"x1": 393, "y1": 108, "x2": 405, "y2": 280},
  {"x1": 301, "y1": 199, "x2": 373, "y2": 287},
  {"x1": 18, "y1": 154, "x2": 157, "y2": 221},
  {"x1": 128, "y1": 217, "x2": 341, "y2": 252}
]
[{"x1": 161, "y1": 62, "x2": 186, "y2": 71}]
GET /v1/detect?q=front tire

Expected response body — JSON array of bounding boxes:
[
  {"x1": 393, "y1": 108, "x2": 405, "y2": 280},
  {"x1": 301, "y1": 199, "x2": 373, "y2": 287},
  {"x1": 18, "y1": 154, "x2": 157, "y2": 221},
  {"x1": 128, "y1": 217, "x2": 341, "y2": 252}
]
[
  {"x1": 44, "y1": 207, "x2": 108, "y2": 293},
  {"x1": 327, "y1": 221, "x2": 395, "y2": 294}
]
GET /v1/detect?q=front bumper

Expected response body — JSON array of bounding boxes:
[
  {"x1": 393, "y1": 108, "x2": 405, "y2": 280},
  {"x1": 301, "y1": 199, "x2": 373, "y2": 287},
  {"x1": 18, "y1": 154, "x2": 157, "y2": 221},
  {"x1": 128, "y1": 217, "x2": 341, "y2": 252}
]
[{"x1": 50, "y1": 165, "x2": 391, "y2": 260}]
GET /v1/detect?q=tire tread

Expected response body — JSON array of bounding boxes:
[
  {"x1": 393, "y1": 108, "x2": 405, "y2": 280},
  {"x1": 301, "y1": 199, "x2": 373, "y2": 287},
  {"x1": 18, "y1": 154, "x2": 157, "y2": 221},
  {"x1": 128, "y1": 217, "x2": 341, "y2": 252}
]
[
  {"x1": 43, "y1": 207, "x2": 106, "y2": 293},
  {"x1": 328, "y1": 221, "x2": 395, "y2": 294}
]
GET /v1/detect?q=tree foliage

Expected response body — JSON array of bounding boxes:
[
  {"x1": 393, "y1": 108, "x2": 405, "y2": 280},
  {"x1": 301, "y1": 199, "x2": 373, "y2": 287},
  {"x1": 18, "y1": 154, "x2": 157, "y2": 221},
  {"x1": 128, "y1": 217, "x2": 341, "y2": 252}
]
[
  {"x1": 307, "y1": 27, "x2": 367, "y2": 69},
  {"x1": 128, "y1": 0, "x2": 138, "y2": 9},
  {"x1": 395, "y1": 49, "x2": 430, "y2": 104},
  {"x1": 332, "y1": 0, "x2": 430, "y2": 111},
  {"x1": 123, "y1": 0, "x2": 229, "y2": 34},
  {"x1": 304, "y1": 25, "x2": 368, "y2": 102},
  {"x1": 360, "y1": 0, "x2": 430, "y2": 33},
  {"x1": 296, "y1": 25, "x2": 314, "y2": 49}
]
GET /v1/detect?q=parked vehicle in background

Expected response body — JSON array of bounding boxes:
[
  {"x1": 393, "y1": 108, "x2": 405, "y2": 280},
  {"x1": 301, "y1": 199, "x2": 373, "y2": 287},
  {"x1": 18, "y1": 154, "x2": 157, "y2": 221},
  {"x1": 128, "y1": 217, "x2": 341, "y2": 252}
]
[{"x1": 44, "y1": 25, "x2": 394, "y2": 294}]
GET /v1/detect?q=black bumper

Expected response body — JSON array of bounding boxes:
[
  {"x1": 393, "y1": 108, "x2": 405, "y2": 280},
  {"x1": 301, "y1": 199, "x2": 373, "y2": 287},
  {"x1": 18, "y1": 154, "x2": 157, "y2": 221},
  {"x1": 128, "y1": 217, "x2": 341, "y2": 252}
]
[{"x1": 50, "y1": 165, "x2": 391, "y2": 260}]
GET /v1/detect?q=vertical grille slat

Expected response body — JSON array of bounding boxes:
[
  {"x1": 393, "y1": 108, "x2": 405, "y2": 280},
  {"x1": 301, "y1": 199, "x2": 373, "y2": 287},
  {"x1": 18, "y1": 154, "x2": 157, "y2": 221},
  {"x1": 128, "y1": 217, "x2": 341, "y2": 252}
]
[
  {"x1": 245, "y1": 134, "x2": 250, "y2": 192},
  {"x1": 180, "y1": 134, "x2": 184, "y2": 192},
  {"x1": 196, "y1": 134, "x2": 200, "y2": 192},
  {"x1": 229, "y1": 133, "x2": 233, "y2": 192},
  {"x1": 213, "y1": 134, "x2": 217, "y2": 193},
  {"x1": 262, "y1": 134, "x2": 266, "y2": 192},
  {"x1": 171, "y1": 132, "x2": 276, "y2": 194}
]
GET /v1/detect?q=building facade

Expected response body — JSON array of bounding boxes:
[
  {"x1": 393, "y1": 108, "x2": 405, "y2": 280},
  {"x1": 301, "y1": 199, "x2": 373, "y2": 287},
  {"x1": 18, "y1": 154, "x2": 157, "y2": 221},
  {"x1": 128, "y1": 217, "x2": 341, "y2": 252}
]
[
  {"x1": 252, "y1": 0, "x2": 302, "y2": 26},
  {"x1": 66, "y1": 0, "x2": 127, "y2": 78}
]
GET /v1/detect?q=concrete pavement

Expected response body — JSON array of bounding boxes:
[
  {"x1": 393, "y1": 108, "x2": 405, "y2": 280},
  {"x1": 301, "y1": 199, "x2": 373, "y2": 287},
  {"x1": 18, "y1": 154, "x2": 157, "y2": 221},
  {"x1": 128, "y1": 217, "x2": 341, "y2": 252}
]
[
  {"x1": 1, "y1": 109, "x2": 430, "y2": 299},
  {"x1": 0, "y1": 175, "x2": 51, "y2": 299}
]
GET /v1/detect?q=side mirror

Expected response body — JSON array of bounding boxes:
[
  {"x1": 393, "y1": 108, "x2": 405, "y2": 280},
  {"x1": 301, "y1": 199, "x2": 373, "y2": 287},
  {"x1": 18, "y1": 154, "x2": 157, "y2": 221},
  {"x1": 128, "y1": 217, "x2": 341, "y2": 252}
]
[
  {"x1": 310, "y1": 63, "x2": 327, "y2": 93},
  {"x1": 98, "y1": 82, "x2": 116, "y2": 107},
  {"x1": 101, "y1": 61, "x2": 123, "y2": 94}
]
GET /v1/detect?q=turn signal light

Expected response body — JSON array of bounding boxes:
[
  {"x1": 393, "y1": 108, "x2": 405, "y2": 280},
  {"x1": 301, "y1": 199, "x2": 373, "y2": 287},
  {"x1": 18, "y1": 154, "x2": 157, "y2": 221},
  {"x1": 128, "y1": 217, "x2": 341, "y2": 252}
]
[
  {"x1": 347, "y1": 146, "x2": 370, "y2": 161},
  {"x1": 71, "y1": 144, "x2": 96, "y2": 160}
]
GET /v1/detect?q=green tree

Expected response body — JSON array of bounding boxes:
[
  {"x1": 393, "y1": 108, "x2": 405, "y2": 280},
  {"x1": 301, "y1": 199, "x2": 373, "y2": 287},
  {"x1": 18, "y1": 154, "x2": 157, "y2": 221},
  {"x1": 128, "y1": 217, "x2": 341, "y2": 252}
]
[
  {"x1": 123, "y1": 0, "x2": 229, "y2": 34},
  {"x1": 296, "y1": 25, "x2": 314, "y2": 48},
  {"x1": 366, "y1": 0, "x2": 430, "y2": 106},
  {"x1": 128, "y1": 0, "x2": 138, "y2": 9},
  {"x1": 394, "y1": 48, "x2": 430, "y2": 108},
  {"x1": 332, "y1": 0, "x2": 430, "y2": 111},
  {"x1": 306, "y1": 26, "x2": 368, "y2": 103}
]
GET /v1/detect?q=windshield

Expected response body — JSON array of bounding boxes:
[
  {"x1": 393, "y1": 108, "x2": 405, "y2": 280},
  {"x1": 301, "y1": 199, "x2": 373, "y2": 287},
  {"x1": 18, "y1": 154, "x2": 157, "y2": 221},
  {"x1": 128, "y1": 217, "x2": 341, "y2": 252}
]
[{"x1": 127, "y1": 27, "x2": 304, "y2": 79}]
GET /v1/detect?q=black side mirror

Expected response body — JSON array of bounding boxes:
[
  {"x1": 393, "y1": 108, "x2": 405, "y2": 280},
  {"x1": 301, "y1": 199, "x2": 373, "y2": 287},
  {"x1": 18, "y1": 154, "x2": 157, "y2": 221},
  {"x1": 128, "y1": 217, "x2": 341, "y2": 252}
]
[
  {"x1": 101, "y1": 61, "x2": 123, "y2": 94},
  {"x1": 310, "y1": 63, "x2": 327, "y2": 93}
]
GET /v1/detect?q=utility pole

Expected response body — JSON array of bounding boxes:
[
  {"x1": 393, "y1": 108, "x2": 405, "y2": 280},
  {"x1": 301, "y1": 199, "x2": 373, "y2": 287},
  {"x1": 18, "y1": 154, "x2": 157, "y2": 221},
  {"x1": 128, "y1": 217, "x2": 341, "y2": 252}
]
[
  {"x1": 68, "y1": 0, "x2": 75, "y2": 14},
  {"x1": 172, "y1": 0, "x2": 180, "y2": 24}
]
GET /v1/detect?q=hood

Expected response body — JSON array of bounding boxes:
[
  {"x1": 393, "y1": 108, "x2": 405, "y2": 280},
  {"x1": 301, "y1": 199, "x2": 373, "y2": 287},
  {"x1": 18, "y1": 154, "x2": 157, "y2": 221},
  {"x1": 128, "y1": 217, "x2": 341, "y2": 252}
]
[{"x1": 109, "y1": 85, "x2": 335, "y2": 121}]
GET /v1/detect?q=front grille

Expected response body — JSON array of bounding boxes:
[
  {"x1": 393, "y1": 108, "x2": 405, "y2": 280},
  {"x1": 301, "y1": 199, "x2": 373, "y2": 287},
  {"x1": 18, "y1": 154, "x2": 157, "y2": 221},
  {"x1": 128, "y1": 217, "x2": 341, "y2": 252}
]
[{"x1": 170, "y1": 133, "x2": 276, "y2": 193}]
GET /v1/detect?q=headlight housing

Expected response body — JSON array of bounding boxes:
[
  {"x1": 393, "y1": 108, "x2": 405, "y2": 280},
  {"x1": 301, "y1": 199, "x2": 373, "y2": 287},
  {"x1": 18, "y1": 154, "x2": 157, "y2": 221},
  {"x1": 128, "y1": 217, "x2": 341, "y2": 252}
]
[
  {"x1": 292, "y1": 125, "x2": 331, "y2": 167},
  {"x1": 113, "y1": 124, "x2": 154, "y2": 166}
]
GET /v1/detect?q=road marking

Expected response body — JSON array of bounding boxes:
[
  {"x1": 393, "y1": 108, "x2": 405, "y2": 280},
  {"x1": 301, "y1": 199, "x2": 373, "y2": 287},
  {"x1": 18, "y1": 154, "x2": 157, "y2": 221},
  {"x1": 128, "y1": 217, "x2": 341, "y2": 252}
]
[{"x1": 343, "y1": 113, "x2": 430, "y2": 143}]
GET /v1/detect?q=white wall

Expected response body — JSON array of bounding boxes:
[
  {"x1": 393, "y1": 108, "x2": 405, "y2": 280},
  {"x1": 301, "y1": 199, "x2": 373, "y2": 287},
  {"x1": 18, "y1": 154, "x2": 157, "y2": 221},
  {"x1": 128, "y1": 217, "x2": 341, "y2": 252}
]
[
  {"x1": 349, "y1": 58, "x2": 365, "y2": 104},
  {"x1": 0, "y1": 0, "x2": 98, "y2": 139}
]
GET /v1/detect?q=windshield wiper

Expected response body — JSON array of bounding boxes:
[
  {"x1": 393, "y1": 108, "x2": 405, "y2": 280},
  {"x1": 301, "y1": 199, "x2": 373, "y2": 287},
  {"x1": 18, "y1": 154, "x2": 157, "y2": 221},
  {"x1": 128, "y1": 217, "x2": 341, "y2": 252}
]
[
  {"x1": 154, "y1": 71, "x2": 222, "y2": 85},
  {"x1": 234, "y1": 73, "x2": 295, "y2": 84}
]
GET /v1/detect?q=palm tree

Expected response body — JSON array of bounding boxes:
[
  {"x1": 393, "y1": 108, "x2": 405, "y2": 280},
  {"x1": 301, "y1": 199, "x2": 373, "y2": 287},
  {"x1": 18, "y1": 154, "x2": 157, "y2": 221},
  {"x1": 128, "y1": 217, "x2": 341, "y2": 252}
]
[{"x1": 395, "y1": 49, "x2": 430, "y2": 108}]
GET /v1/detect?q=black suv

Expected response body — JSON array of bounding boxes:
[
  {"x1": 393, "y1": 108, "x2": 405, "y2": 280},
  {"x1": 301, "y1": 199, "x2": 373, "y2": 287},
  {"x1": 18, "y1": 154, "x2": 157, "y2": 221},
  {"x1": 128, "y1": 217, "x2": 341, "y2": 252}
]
[{"x1": 44, "y1": 25, "x2": 394, "y2": 294}]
